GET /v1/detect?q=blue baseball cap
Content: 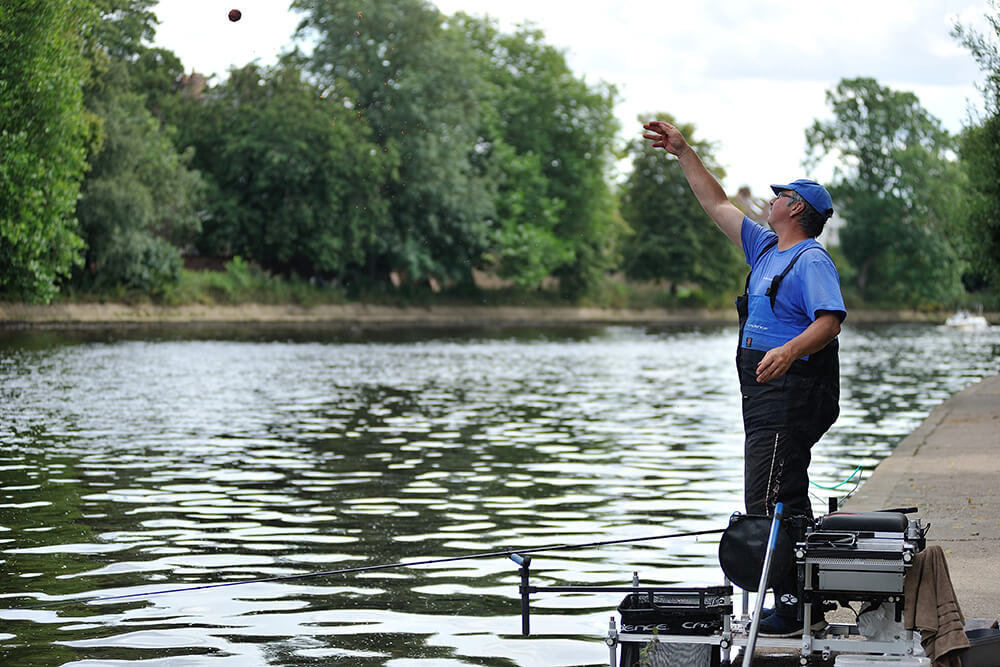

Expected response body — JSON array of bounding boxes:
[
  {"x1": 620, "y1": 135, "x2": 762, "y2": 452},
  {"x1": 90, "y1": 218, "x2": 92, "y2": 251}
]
[{"x1": 770, "y1": 179, "x2": 834, "y2": 219}]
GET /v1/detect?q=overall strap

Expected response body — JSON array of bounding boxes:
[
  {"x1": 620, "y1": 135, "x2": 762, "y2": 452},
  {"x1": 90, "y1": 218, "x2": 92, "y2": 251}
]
[
  {"x1": 743, "y1": 238, "x2": 779, "y2": 295},
  {"x1": 765, "y1": 245, "x2": 832, "y2": 309}
]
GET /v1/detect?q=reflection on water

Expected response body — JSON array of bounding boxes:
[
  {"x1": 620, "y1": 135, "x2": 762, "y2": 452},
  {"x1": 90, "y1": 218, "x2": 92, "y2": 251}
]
[{"x1": 1, "y1": 323, "x2": 998, "y2": 666}]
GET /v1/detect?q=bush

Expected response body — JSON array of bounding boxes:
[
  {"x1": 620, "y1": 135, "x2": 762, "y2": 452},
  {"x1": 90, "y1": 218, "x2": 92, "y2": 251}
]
[{"x1": 163, "y1": 257, "x2": 347, "y2": 307}]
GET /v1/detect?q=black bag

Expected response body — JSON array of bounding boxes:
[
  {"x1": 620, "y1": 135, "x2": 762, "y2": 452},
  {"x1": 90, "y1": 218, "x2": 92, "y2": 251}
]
[{"x1": 717, "y1": 512, "x2": 794, "y2": 591}]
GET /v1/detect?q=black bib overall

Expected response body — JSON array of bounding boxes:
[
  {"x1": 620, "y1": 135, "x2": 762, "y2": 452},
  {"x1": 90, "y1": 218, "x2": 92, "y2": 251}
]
[
  {"x1": 735, "y1": 242, "x2": 840, "y2": 616},
  {"x1": 735, "y1": 241, "x2": 840, "y2": 518}
]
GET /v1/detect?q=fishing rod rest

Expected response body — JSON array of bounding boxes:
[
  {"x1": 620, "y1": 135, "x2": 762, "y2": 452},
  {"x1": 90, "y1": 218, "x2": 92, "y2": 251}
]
[{"x1": 510, "y1": 553, "x2": 533, "y2": 636}]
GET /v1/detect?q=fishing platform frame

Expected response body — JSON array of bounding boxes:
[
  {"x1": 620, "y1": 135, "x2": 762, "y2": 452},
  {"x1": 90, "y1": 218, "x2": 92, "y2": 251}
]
[{"x1": 510, "y1": 507, "x2": 927, "y2": 666}]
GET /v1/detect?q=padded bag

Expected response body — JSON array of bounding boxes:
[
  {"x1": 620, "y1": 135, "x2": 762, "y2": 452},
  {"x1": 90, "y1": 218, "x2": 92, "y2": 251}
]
[{"x1": 717, "y1": 512, "x2": 794, "y2": 591}]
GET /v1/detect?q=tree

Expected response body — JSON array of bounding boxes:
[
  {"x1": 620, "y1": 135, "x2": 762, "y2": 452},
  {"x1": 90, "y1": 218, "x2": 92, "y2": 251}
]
[
  {"x1": 805, "y1": 77, "x2": 966, "y2": 307},
  {"x1": 293, "y1": 0, "x2": 495, "y2": 286},
  {"x1": 456, "y1": 14, "x2": 621, "y2": 295},
  {"x1": 953, "y1": 4, "x2": 1000, "y2": 291},
  {"x1": 0, "y1": 1, "x2": 93, "y2": 302},
  {"x1": 76, "y1": 83, "x2": 203, "y2": 294},
  {"x1": 619, "y1": 115, "x2": 744, "y2": 295},
  {"x1": 479, "y1": 141, "x2": 572, "y2": 289},
  {"x1": 73, "y1": 0, "x2": 203, "y2": 295},
  {"x1": 129, "y1": 46, "x2": 187, "y2": 122},
  {"x1": 87, "y1": 0, "x2": 157, "y2": 60},
  {"x1": 175, "y1": 61, "x2": 392, "y2": 281}
]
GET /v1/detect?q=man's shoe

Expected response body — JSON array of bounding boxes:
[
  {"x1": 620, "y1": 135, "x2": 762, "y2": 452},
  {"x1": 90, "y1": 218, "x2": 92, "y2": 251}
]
[
  {"x1": 757, "y1": 613, "x2": 828, "y2": 638},
  {"x1": 755, "y1": 607, "x2": 777, "y2": 621}
]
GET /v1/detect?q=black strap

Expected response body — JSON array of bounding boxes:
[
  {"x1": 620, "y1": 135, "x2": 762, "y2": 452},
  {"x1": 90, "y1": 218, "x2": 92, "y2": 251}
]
[
  {"x1": 742, "y1": 238, "x2": 778, "y2": 295},
  {"x1": 764, "y1": 245, "x2": 831, "y2": 309}
]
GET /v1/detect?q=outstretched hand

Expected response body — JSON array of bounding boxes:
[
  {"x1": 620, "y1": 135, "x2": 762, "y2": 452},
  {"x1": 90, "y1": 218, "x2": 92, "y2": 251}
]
[{"x1": 642, "y1": 121, "x2": 689, "y2": 157}]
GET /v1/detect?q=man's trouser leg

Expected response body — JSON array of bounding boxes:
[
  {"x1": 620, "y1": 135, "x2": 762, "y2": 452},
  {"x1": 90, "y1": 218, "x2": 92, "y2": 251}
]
[
  {"x1": 744, "y1": 427, "x2": 813, "y2": 618},
  {"x1": 738, "y1": 346, "x2": 840, "y2": 621}
]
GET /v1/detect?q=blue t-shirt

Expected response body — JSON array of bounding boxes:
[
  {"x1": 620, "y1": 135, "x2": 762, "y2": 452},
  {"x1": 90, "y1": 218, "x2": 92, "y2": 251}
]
[{"x1": 740, "y1": 217, "x2": 846, "y2": 356}]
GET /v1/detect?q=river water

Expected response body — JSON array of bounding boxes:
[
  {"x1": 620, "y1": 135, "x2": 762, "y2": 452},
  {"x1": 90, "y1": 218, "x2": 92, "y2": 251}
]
[{"x1": 1, "y1": 322, "x2": 998, "y2": 667}]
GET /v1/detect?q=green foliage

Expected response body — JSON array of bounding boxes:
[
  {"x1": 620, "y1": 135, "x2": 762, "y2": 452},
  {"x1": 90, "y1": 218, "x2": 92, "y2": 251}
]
[
  {"x1": 95, "y1": 228, "x2": 183, "y2": 296},
  {"x1": 456, "y1": 14, "x2": 622, "y2": 297},
  {"x1": 4, "y1": 0, "x2": 627, "y2": 305},
  {"x1": 483, "y1": 143, "x2": 572, "y2": 289},
  {"x1": 77, "y1": 78, "x2": 203, "y2": 295},
  {"x1": 174, "y1": 60, "x2": 392, "y2": 283},
  {"x1": 130, "y1": 47, "x2": 187, "y2": 120},
  {"x1": 0, "y1": 0, "x2": 93, "y2": 302},
  {"x1": 87, "y1": 0, "x2": 157, "y2": 59},
  {"x1": 167, "y1": 257, "x2": 346, "y2": 307},
  {"x1": 291, "y1": 3, "x2": 621, "y2": 297},
  {"x1": 294, "y1": 0, "x2": 495, "y2": 285},
  {"x1": 80, "y1": 1, "x2": 166, "y2": 120},
  {"x1": 805, "y1": 77, "x2": 966, "y2": 307},
  {"x1": 619, "y1": 115, "x2": 745, "y2": 295},
  {"x1": 77, "y1": 2, "x2": 203, "y2": 297},
  {"x1": 957, "y1": 118, "x2": 1000, "y2": 289},
  {"x1": 953, "y1": 4, "x2": 1000, "y2": 291}
]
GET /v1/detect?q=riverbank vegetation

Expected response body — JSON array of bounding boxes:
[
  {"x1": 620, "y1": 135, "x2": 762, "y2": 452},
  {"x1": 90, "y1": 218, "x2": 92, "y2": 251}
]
[{"x1": 3, "y1": 0, "x2": 1000, "y2": 312}]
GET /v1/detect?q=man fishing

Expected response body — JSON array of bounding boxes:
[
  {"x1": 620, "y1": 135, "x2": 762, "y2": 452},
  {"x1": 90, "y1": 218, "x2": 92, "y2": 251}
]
[{"x1": 642, "y1": 120, "x2": 846, "y2": 637}]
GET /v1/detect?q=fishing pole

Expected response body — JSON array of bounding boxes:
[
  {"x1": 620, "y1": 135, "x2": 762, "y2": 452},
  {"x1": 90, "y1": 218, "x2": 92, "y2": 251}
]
[{"x1": 21, "y1": 527, "x2": 726, "y2": 610}]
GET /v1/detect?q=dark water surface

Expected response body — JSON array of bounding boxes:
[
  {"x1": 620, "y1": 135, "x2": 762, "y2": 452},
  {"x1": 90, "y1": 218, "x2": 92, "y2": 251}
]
[{"x1": 2, "y1": 323, "x2": 998, "y2": 666}]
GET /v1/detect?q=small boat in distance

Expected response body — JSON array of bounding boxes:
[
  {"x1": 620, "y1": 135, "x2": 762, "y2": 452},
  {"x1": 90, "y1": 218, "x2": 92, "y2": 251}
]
[{"x1": 944, "y1": 308, "x2": 990, "y2": 330}]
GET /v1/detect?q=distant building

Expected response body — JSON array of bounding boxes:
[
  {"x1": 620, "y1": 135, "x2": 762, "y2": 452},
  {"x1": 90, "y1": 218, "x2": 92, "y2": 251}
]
[
  {"x1": 731, "y1": 186, "x2": 768, "y2": 225},
  {"x1": 178, "y1": 72, "x2": 208, "y2": 100}
]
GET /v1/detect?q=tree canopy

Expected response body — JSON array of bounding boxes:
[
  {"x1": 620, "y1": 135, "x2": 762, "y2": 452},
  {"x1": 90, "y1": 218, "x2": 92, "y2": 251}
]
[
  {"x1": 805, "y1": 77, "x2": 966, "y2": 307},
  {"x1": 290, "y1": 1, "x2": 620, "y2": 294},
  {"x1": 3, "y1": 2, "x2": 997, "y2": 309},
  {"x1": 1, "y1": 0, "x2": 92, "y2": 302},
  {"x1": 174, "y1": 61, "x2": 392, "y2": 283},
  {"x1": 953, "y1": 3, "x2": 1000, "y2": 291},
  {"x1": 69, "y1": 0, "x2": 205, "y2": 296},
  {"x1": 292, "y1": 0, "x2": 496, "y2": 287},
  {"x1": 620, "y1": 115, "x2": 744, "y2": 295}
]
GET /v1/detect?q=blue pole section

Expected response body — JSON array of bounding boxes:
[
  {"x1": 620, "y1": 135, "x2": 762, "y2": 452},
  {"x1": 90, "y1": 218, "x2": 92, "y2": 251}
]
[{"x1": 742, "y1": 502, "x2": 784, "y2": 667}]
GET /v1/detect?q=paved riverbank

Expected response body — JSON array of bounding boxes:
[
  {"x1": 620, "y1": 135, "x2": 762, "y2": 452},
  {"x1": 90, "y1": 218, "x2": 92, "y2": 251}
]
[
  {"x1": 845, "y1": 372, "x2": 1000, "y2": 621},
  {"x1": 754, "y1": 374, "x2": 1000, "y2": 666},
  {"x1": 0, "y1": 302, "x2": 737, "y2": 328},
  {"x1": 1, "y1": 301, "x2": 989, "y2": 328}
]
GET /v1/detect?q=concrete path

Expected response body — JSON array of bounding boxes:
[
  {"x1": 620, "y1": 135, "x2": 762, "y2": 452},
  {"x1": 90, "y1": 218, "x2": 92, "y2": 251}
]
[
  {"x1": 749, "y1": 374, "x2": 1000, "y2": 665},
  {"x1": 844, "y1": 373, "x2": 1000, "y2": 622}
]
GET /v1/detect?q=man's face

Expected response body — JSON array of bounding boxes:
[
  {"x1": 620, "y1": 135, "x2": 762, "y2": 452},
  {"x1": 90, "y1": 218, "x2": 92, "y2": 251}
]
[{"x1": 766, "y1": 190, "x2": 801, "y2": 229}]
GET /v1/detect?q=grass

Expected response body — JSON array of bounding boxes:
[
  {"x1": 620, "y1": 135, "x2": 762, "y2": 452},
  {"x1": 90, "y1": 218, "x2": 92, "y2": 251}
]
[
  {"x1": 162, "y1": 258, "x2": 349, "y2": 307},
  {"x1": 42, "y1": 257, "x2": 999, "y2": 314},
  {"x1": 159, "y1": 259, "x2": 738, "y2": 311}
]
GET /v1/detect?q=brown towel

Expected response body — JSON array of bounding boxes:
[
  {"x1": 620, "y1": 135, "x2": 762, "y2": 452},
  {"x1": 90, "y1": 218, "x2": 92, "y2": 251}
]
[{"x1": 903, "y1": 545, "x2": 969, "y2": 666}]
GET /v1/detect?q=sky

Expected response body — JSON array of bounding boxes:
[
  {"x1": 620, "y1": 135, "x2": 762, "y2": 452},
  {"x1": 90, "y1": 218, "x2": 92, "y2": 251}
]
[{"x1": 152, "y1": 0, "x2": 990, "y2": 197}]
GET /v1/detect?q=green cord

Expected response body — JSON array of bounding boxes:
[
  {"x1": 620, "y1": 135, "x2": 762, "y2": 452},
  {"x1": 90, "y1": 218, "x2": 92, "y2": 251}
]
[{"x1": 811, "y1": 465, "x2": 864, "y2": 490}]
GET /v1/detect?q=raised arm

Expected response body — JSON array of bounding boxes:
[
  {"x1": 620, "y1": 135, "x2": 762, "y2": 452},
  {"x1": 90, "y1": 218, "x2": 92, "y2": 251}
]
[{"x1": 643, "y1": 120, "x2": 745, "y2": 249}]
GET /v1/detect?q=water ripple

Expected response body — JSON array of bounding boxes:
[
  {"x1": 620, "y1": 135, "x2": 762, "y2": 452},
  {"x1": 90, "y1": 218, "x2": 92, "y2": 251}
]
[{"x1": 1, "y1": 323, "x2": 998, "y2": 666}]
